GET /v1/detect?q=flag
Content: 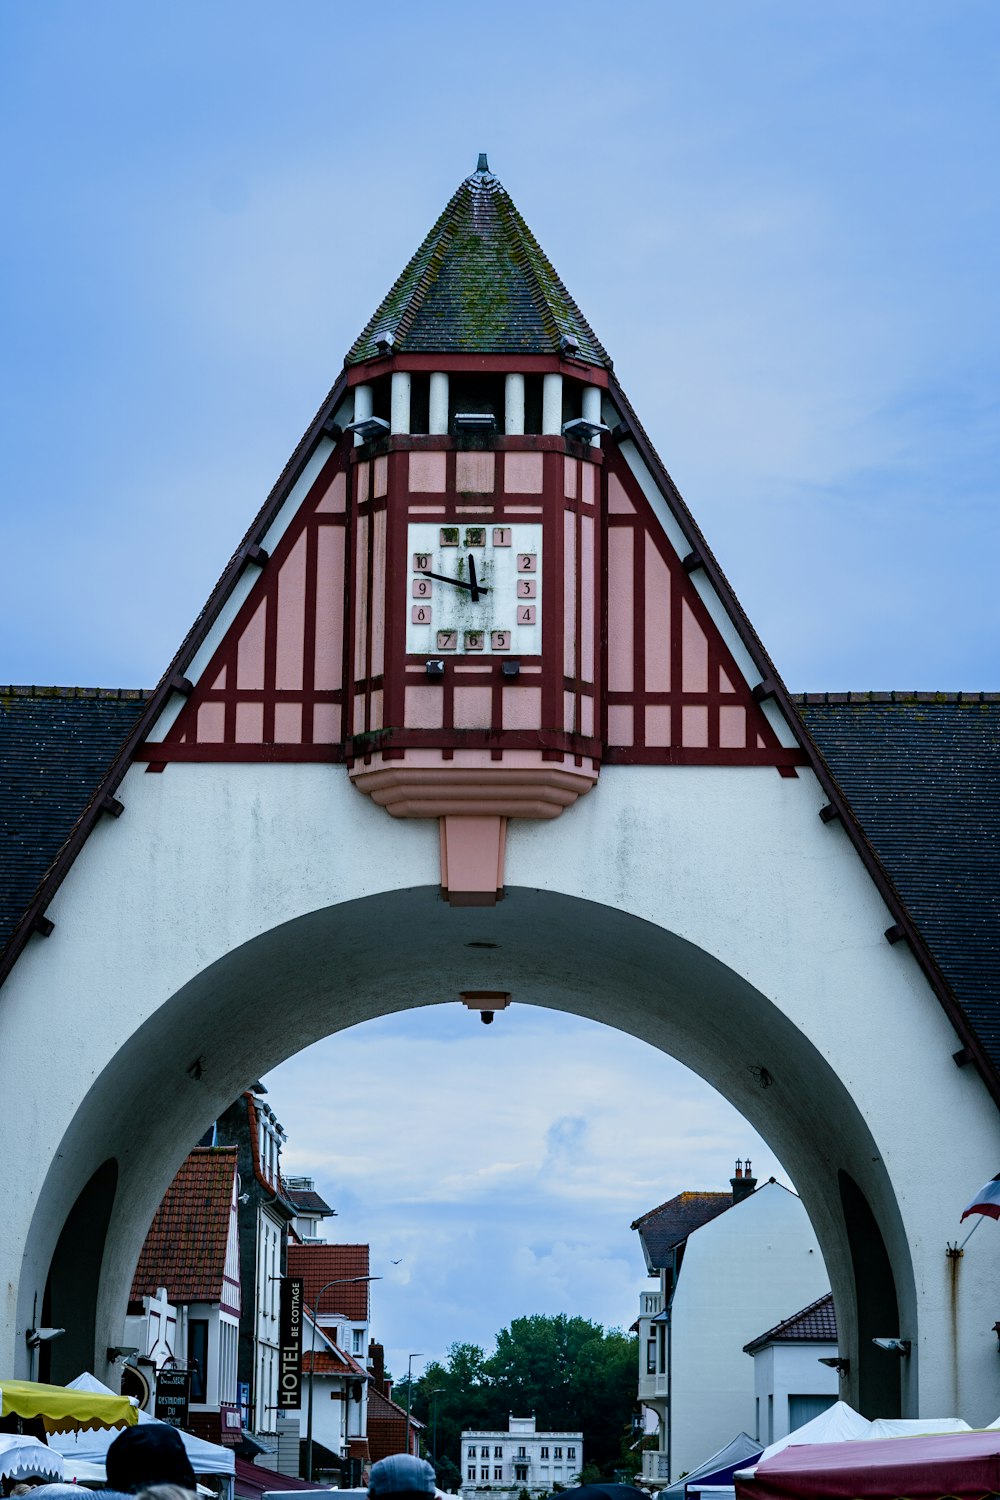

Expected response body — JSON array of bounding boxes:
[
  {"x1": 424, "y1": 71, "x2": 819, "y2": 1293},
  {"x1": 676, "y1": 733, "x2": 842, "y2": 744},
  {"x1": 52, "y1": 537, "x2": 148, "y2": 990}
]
[{"x1": 961, "y1": 1174, "x2": 1000, "y2": 1222}]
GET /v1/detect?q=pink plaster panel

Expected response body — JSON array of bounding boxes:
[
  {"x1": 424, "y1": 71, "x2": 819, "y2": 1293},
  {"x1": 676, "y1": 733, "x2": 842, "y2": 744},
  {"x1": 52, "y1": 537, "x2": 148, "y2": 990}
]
[
  {"x1": 353, "y1": 696, "x2": 366, "y2": 734},
  {"x1": 580, "y1": 513, "x2": 595, "y2": 683},
  {"x1": 580, "y1": 696, "x2": 595, "y2": 737},
  {"x1": 719, "y1": 705, "x2": 747, "y2": 748},
  {"x1": 274, "y1": 702, "x2": 303, "y2": 743},
  {"x1": 357, "y1": 462, "x2": 370, "y2": 506},
  {"x1": 607, "y1": 704, "x2": 634, "y2": 746},
  {"x1": 408, "y1": 451, "x2": 447, "y2": 493},
  {"x1": 275, "y1": 532, "x2": 307, "y2": 690},
  {"x1": 682, "y1": 705, "x2": 709, "y2": 747},
  {"x1": 210, "y1": 666, "x2": 227, "y2": 690},
  {"x1": 371, "y1": 509, "x2": 386, "y2": 678},
  {"x1": 644, "y1": 534, "x2": 671, "y2": 692},
  {"x1": 455, "y1": 451, "x2": 495, "y2": 493},
  {"x1": 453, "y1": 686, "x2": 493, "y2": 729},
  {"x1": 502, "y1": 686, "x2": 542, "y2": 730},
  {"x1": 314, "y1": 526, "x2": 345, "y2": 691},
  {"x1": 236, "y1": 600, "x2": 266, "y2": 691},
  {"x1": 719, "y1": 666, "x2": 736, "y2": 694},
  {"x1": 681, "y1": 600, "x2": 709, "y2": 692},
  {"x1": 607, "y1": 527, "x2": 634, "y2": 692},
  {"x1": 564, "y1": 511, "x2": 577, "y2": 679},
  {"x1": 197, "y1": 701, "x2": 225, "y2": 743},
  {"x1": 316, "y1": 471, "x2": 346, "y2": 513},
  {"x1": 312, "y1": 703, "x2": 342, "y2": 743},
  {"x1": 404, "y1": 686, "x2": 444, "y2": 729},
  {"x1": 504, "y1": 451, "x2": 543, "y2": 493},
  {"x1": 581, "y1": 463, "x2": 595, "y2": 507},
  {"x1": 354, "y1": 513, "x2": 369, "y2": 681},
  {"x1": 757, "y1": 733, "x2": 767, "y2": 749},
  {"x1": 440, "y1": 814, "x2": 505, "y2": 899},
  {"x1": 564, "y1": 456, "x2": 578, "y2": 499},
  {"x1": 564, "y1": 690, "x2": 576, "y2": 732},
  {"x1": 607, "y1": 472, "x2": 634, "y2": 514},
  {"x1": 645, "y1": 705, "x2": 671, "y2": 747},
  {"x1": 370, "y1": 688, "x2": 383, "y2": 731},
  {"x1": 235, "y1": 701, "x2": 264, "y2": 743},
  {"x1": 373, "y1": 455, "x2": 388, "y2": 498}
]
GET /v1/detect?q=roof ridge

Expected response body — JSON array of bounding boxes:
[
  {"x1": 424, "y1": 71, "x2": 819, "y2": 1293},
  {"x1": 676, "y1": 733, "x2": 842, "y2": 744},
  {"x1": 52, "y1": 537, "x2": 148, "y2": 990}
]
[
  {"x1": 497, "y1": 188, "x2": 610, "y2": 364},
  {"x1": 743, "y1": 1290, "x2": 836, "y2": 1353},
  {"x1": 793, "y1": 691, "x2": 1000, "y2": 704},
  {"x1": 0, "y1": 685, "x2": 153, "y2": 700},
  {"x1": 630, "y1": 1189, "x2": 730, "y2": 1228}
]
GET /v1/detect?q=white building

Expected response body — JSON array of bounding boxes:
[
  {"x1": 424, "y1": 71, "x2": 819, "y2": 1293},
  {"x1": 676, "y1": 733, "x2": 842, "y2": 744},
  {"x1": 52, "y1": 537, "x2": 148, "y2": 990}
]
[
  {"x1": 460, "y1": 1415, "x2": 583, "y2": 1500},
  {"x1": 743, "y1": 1293, "x2": 839, "y2": 1446},
  {"x1": 633, "y1": 1164, "x2": 829, "y2": 1486}
]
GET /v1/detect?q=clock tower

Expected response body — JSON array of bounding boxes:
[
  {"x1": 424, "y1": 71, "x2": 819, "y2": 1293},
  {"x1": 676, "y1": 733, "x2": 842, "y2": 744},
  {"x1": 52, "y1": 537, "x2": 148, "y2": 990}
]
[{"x1": 153, "y1": 154, "x2": 802, "y2": 903}]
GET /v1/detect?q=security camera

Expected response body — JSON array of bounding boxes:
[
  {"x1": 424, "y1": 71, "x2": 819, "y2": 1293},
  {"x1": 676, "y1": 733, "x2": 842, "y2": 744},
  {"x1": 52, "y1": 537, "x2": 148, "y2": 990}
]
[
  {"x1": 481, "y1": 1011, "x2": 494, "y2": 1025},
  {"x1": 872, "y1": 1338, "x2": 911, "y2": 1355}
]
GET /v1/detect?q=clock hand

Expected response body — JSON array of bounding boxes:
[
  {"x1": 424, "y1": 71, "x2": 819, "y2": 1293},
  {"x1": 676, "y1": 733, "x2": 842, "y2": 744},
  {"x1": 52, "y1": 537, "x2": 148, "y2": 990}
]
[
  {"x1": 468, "y1": 553, "x2": 480, "y2": 603},
  {"x1": 418, "y1": 567, "x2": 490, "y2": 596}
]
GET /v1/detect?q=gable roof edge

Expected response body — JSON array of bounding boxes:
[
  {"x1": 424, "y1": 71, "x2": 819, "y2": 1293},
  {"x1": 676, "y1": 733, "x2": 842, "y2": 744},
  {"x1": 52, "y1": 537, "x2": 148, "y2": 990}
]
[
  {"x1": 608, "y1": 372, "x2": 1000, "y2": 1109},
  {"x1": 0, "y1": 369, "x2": 348, "y2": 993}
]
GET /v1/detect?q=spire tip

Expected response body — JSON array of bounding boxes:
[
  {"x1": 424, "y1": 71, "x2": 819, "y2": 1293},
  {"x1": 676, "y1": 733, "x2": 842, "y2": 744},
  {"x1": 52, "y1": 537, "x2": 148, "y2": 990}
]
[{"x1": 476, "y1": 152, "x2": 490, "y2": 174}]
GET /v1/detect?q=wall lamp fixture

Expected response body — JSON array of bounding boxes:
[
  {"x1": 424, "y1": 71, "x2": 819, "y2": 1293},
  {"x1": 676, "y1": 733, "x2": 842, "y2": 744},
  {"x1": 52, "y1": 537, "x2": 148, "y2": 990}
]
[
  {"x1": 818, "y1": 1356, "x2": 851, "y2": 1376},
  {"x1": 872, "y1": 1338, "x2": 911, "y2": 1356}
]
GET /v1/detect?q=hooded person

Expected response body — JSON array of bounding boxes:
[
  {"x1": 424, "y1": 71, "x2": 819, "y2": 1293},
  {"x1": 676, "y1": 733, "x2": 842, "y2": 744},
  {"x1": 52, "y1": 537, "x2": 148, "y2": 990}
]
[
  {"x1": 368, "y1": 1454, "x2": 438, "y2": 1500},
  {"x1": 105, "y1": 1425, "x2": 197, "y2": 1495}
]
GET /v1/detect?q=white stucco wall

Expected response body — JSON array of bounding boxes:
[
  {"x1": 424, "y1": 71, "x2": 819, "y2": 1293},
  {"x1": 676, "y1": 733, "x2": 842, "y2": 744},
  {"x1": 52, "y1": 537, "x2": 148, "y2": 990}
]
[
  {"x1": 751, "y1": 1342, "x2": 839, "y2": 1444},
  {"x1": 0, "y1": 751, "x2": 998, "y2": 1423},
  {"x1": 668, "y1": 1187, "x2": 829, "y2": 1479}
]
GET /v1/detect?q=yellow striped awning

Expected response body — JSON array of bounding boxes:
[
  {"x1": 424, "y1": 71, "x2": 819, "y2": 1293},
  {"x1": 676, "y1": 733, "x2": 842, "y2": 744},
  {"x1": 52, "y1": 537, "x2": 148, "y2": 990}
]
[{"x1": 0, "y1": 1379, "x2": 138, "y2": 1433}]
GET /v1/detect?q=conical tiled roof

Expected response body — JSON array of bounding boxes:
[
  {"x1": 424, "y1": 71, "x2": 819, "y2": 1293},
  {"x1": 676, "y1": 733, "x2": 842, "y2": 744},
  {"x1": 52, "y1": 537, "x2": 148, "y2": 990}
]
[{"x1": 346, "y1": 154, "x2": 611, "y2": 368}]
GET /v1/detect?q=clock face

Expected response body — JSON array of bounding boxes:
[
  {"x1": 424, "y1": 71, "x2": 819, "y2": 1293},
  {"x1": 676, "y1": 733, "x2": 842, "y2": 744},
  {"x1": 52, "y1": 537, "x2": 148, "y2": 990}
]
[{"x1": 406, "y1": 522, "x2": 543, "y2": 655}]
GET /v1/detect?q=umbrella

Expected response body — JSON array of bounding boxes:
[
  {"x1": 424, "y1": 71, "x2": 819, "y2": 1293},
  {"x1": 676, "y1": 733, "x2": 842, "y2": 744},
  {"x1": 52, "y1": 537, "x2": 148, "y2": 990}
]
[
  {"x1": 0, "y1": 1432, "x2": 65, "y2": 1483},
  {"x1": 0, "y1": 1379, "x2": 137, "y2": 1434}
]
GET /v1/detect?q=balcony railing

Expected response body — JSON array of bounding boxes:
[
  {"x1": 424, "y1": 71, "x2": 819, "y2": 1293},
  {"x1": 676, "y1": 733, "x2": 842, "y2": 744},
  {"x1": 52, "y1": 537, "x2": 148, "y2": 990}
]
[
  {"x1": 654, "y1": 1371, "x2": 669, "y2": 1397},
  {"x1": 641, "y1": 1451, "x2": 671, "y2": 1483},
  {"x1": 640, "y1": 1292, "x2": 663, "y2": 1317}
]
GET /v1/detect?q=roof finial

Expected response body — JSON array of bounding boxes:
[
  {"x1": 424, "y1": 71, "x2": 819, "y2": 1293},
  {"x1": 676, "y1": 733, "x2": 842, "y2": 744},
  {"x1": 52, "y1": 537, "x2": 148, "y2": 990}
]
[{"x1": 476, "y1": 152, "x2": 490, "y2": 174}]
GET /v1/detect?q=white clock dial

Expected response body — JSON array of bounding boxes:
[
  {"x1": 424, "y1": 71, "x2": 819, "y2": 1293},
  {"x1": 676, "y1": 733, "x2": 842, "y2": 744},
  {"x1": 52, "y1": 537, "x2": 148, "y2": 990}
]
[{"x1": 406, "y1": 522, "x2": 543, "y2": 655}]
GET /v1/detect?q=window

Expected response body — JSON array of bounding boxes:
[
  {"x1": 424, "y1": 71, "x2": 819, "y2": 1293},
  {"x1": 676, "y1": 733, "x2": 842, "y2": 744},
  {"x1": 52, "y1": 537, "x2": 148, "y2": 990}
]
[
  {"x1": 518, "y1": 1447, "x2": 527, "y2": 1458},
  {"x1": 468, "y1": 1469, "x2": 475, "y2": 1482},
  {"x1": 554, "y1": 1448, "x2": 563, "y2": 1460},
  {"x1": 187, "y1": 1319, "x2": 209, "y2": 1403},
  {"x1": 494, "y1": 1447, "x2": 503, "y2": 1459},
  {"x1": 469, "y1": 1448, "x2": 476, "y2": 1459},
  {"x1": 789, "y1": 1394, "x2": 836, "y2": 1428},
  {"x1": 481, "y1": 1447, "x2": 489, "y2": 1458},
  {"x1": 567, "y1": 1449, "x2": 576, "y2": 1460},
  {"x1": 481, "y1": 1469, "x2": 489, "y2": 1482},
  {"x1": 353, "y1": 1329, "x2": 364, "y2": 1354},
  {"x1": 540, "y1": 1447, "x2": 549, "y2": 1459},
  {"x1": 494, "y1": 1469, "x2": 502, "y2": 1481},
  {"x1": 647, "y1": 1338, "x2": 657, "y2": 1374}
]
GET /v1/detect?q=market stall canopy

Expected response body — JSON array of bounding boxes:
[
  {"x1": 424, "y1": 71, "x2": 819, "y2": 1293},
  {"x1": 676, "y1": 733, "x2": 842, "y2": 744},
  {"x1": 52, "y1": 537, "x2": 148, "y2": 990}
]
[
  {"x1": 737, "y1": 1430, "x2": 1000, "y2": 1500},
  {"x1": 661, "y1": 1432, "x2": 761, "y2": 1497},
  {"x1": 49, "y1": 1374, "x2": 234, "y2": 1478},
  {"x1": 0, "y1": 1432, "x2": 64, "y2": 1482},
  {"x1": 0, "y1": 1379, "x2": 137, "y2": 1434}
]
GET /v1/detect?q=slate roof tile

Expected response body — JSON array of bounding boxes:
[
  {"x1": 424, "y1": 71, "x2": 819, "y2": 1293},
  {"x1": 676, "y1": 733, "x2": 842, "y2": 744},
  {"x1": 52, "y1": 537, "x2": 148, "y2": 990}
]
[
  {"x1": 131, "y1": 1146, "x2": 238, "y2": 1303},
  {"x1": 0, "y1": 687, "x2": 149, "y2": 952},
  {"x1": 347, "y1": 157, "x2": 610, "y2": 369},
  {"x1": 285, "y1": 1187, "x2": 335, "y2": 1216},
  {"x1": 743, "y1": 1291, "x2": 837, "y2": 1352},
  {"x1": 631, "y1": 1191, "x2": 733, "y2": 1268}
]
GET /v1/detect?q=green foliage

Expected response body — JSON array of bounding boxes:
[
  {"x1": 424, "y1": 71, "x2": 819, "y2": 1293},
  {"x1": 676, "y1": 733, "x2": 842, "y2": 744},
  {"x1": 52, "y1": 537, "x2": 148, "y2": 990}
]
[{"x1": 405, "y1": 1317, "x2": 638, "y2": 1480}]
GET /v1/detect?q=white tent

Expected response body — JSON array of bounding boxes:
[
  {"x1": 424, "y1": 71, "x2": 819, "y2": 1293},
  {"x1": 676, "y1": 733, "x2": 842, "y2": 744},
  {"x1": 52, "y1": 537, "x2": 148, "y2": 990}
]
[
  {"x1": 736, "y1": 1403, "x2": 977, "y2": 1484},
  {"x1": 48, "y1": 1374, "x2": 235, "y2": 1479},
  {"x1": 0, "y1": 1433, "x2": 64, "y2": 1483},
  {"x1": 868, "y1": 1417, "x2": 972, "y2": 1438}
]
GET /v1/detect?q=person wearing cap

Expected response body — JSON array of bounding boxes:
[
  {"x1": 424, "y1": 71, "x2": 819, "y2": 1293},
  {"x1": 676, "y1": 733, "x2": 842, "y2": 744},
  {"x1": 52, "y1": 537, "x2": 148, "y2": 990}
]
[
  {"x1": 105, "y1": 1424, "x2": 197, "y2": 1496},
  {"x1": 368, "y1": 1453, "x2": 437, "y2": 1500}
]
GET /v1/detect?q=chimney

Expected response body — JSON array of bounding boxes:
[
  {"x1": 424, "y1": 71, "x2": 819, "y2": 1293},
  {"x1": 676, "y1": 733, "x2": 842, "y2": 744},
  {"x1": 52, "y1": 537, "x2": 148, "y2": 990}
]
[
  {"x1": 731, "y1": 1157, "x2": 757, "y2": 1203},
  {"x1": 369, "y1": 1340, "x2": 388, "y2": 1396}
]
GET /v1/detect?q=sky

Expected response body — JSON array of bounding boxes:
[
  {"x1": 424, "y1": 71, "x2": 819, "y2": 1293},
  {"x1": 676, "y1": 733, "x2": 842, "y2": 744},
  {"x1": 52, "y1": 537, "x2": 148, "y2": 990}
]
[{"x1": 2, "y1": 2, "x2": 998, "y2": 1378}]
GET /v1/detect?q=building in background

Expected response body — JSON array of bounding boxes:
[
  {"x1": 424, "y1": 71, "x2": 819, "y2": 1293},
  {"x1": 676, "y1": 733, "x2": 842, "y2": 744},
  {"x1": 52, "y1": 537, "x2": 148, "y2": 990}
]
[
  {"x1": 129, "y1": 1147, "x2": 243, "y2": 1447},
  {"x1": 284, "y1": 1176, "x2": 337, "y2": 1245},
  {"x1": 460, "y1": 1415, "x2": 583, "y2": 1500},
  {"x1": 632, "y1": 1162, "x2": 829, "y2": 1486},
  {"x1": 743, "y1": 1293, "x2": 838, "y2": 1445},
  {"x1": 366, "y1": 1342, "x2": 422, "y2": 1462}
]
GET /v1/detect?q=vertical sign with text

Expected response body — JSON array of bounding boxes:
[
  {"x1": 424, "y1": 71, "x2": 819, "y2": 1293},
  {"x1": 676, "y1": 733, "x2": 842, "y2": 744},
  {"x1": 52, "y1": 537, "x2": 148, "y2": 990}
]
[
  {"x1": 278, "y1": 1275, "x2": 304, "y2": 1409},
  {"x1": 154, "y1": 1368, "x2": 192, "y2": 1428}
]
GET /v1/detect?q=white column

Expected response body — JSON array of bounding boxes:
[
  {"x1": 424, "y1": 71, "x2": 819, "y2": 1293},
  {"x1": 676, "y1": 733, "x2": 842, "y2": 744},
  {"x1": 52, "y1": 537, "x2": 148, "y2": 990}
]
[
  {"x1": 353, "y1": 384, "x2": 373, "y2": 447},
  {"x1": 582, "y1": 384, "x2": 603, "y2": 447},
  {"x1": 505, "y1": 373, "x2": 525, "y2": 435},
  {"x1": 542, "y1": 373, "x2": 563, "y2": 435},
  {"x1": 429, "y1": 372, "x2": 449, "y2": 435},
  {"x1": 390, "y1": 371, "x2": 411, "y2": 435}
]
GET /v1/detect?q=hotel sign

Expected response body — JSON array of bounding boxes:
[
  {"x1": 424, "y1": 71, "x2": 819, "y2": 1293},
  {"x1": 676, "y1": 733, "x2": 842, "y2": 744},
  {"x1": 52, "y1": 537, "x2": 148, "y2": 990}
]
[{"x1": 278, "y1": 1275, "x2": 304, "y2": 1408}]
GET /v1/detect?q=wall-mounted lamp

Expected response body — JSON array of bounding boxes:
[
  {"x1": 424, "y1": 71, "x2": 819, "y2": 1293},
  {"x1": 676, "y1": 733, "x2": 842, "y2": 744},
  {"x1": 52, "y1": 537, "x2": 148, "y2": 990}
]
[
  {"x1": 453, "y1": 412, "x2": 497, "y2": 437},
  {"x1": 501, "y1": 659, "x2": 520, "y2": 679},
  {"x1": 872, "y1": 1338, "x2": 911, "y2": 1356},
  {"x1": 26, "y1": 1327, "x2": 65, "y2": 1348},
  {"x1": 462, "y1": 991, "x2": 511, "y2": 1026},
  {"x1": 107, "y1": 1346, "x2": 140, "y2": 1366},
  {"x1": 346, "y1": 416, "x2": 390, "y2": 442},
  {"x1": 818, "y1": 1356, "x2": 851, "y2": 1376},
  {"x1": 425, "y1": 659, "x2": 445, "y2": 680},
  {"x1": 562, "y1": 417, "x2": 609, "y2": 443},
  {"x1": 559, "y1": 333, "x2": 580, "y2": 357}
]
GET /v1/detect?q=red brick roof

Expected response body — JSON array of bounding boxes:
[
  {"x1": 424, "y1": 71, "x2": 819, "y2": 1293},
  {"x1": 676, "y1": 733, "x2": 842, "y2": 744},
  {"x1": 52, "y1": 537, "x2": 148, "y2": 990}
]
[
  {"x1": 132, "y1": 1147, "x2": 238, "y2": 1303},
  {"x1": 367, "y1": 1387, "x2": 423, "y2": 1463},
  {"x1": 287, "y1": 1242, "x2": 370, "y2": 1320},
  {"x1": 631, "y1": 1191, "x2": 732, "y2": 1269},
  {"x1": 302, "y1": 1344, "x2": 368, "y2": 1377},
  {"x1": 743, "y1": 1292, "x2": 837, "y2": 1353}
]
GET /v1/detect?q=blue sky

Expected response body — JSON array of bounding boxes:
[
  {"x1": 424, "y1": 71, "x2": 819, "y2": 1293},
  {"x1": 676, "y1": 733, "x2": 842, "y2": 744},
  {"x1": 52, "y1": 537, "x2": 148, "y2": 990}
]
[{"x1": 3, "y1": 2, "x2": 998, "y2": 1376}]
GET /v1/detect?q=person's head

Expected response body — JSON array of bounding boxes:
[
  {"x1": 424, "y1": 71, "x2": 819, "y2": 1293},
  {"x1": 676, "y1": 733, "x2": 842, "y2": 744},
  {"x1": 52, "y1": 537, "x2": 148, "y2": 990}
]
[
  {"x1": 106, "y1": 1424, "x2": 197, "y2": 1495},
  {"x1": 136, "y1": 1485, "x2": 199, "y2": 1500},
  {"x1": 368, "y1": 1454, "x2": 437, "y2": 1500}
]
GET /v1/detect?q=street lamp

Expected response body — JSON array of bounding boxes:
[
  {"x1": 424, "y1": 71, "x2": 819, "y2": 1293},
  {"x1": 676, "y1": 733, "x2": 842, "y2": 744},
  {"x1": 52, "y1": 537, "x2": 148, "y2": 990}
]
[
  {"x1": 430, "y1": 1388, "x2": 445, "y2": 1464},
  {"x1": 404, "y1": 1353, "x2": 423, "y2": 1456},
  {"x1": 305, "y1": 1275, "x2": 382, "y2": 1482}
]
